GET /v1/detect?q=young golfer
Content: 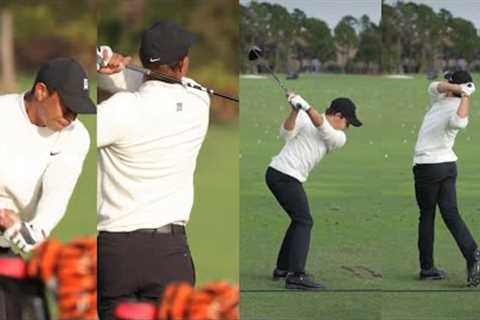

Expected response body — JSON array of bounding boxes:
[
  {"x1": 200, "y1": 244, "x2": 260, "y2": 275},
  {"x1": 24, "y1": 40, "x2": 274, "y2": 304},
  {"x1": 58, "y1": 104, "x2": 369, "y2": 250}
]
[
  {"x1": 413, "y1": 70, "x2": 480, "y2": 287},
  {"x1": 266, "y1": 93, "x2": 362, "y2": 290}
]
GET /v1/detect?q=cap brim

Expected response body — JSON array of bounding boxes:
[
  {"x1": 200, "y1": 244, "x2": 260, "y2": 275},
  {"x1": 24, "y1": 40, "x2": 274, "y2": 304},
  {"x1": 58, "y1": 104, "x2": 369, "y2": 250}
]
[
  {"x1": 61, "y1": 92, "x2": 96, "y2": 114},
  {"x1": 349, "y1": 117, "x2": 362, "y2": 127}
]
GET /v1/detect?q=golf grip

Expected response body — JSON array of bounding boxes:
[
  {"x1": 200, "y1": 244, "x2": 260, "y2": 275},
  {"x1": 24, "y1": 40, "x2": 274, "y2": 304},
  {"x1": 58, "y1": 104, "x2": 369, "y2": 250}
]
[{"x1": 125, "y1": 65, "x2": 239, "y2": 103}]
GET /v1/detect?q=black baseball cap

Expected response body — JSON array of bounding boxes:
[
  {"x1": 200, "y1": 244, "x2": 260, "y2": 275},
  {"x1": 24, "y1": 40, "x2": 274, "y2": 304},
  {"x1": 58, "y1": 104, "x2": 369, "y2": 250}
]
[
  {"x1": 445, "y1": 70, "x2": 473, "y2": 84},
  {"x1": 34, "y1": 57, "x2": 96, "y2": 114},
  {"x1": 139, "y1": 20, "x2": 196, "y2": 66},
  {"x1": 328, "y1": 97, "x2": 362, "y2": 127}
]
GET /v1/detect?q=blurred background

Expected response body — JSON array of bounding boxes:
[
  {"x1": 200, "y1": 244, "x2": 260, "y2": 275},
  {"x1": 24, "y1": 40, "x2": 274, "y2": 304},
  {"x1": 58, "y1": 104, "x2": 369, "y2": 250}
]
[
  {"x1": 0, "y1": 1, "x2": 97, "y2": 318},
  {"x1": 97, "y1": 0, "x2": 239, "y2": 285},
  {"x1": 0, "y1": 0, "x2": 97, "y2": 244},
  {"x1": 98, "y1": 0, "x2": 239, "y2": 123}
]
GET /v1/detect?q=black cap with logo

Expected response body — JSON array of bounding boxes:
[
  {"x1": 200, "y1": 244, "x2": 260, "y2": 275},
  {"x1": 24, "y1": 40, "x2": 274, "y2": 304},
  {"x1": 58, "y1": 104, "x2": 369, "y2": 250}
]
[
  {"x1": 34, "y1": 57, "x2": 96, "y2": 114},
  {"x1": 328, "y1": 97, "x2": 362, "y2": 127},
  {"x1": 139, "y1": 20, "x2": 196, "y2": 66},
  {"x1": 444, "y1": 70, "x2": 473, "y2": 84}
]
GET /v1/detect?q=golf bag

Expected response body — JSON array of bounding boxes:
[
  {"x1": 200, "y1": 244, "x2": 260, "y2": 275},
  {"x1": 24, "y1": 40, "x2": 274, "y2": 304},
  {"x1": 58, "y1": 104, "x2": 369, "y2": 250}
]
[{"x1": 114, "y1": 281, "x2": 239, "y2": 320}]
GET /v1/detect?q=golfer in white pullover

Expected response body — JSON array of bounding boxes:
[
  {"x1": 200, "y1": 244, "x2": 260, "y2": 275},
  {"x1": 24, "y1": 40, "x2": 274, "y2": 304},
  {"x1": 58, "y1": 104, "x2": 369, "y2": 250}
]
[
  {"x1": 413, "y1": 70, "x2": 480, "y2": 287},
  {"x1": 0, "y1": 57, "x2": 94, "y2": 254},
  {"x1": 96, "y1": 21, "x2": 209, "y2": 319},
  {"x1": 267, "y1": 94, "x2": 362, "y2": 290},
  {"x1": 0, "y1": 57, "x2": 95, "y2": 319}
]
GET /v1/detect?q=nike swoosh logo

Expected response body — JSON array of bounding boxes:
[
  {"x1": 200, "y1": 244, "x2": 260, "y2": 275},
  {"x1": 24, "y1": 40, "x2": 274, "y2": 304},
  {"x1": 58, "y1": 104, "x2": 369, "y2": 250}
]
[
  {"x1": 149, "y1": 57, "x2": 161, "y2": 63},
  {"x1": 50, "y1": 152, "x2": 61, "y2": 156}
]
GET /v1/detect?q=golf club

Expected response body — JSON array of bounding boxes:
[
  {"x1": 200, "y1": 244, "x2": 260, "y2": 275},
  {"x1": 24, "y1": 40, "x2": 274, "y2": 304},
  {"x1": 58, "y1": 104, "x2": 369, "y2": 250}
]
[
  {"x1": 125, "y1": 64, "x2": 239, "y2": 103},
  {"x1": 248, "y1": 46, "x2": 290, "y2": 97}
]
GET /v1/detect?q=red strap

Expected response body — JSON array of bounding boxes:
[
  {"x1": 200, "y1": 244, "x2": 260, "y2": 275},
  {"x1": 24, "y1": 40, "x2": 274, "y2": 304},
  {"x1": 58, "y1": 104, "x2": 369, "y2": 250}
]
[
  {"x1": 114, "y1": 302, "x2": 156, "y2": 320},
  {"x1": 0, "y1": 257, "x2": 27, "y2": 279}
]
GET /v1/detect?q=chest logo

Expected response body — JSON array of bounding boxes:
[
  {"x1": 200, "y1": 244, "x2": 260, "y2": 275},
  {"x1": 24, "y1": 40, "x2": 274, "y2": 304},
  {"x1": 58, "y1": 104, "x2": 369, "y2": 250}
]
[{"x1": 176, "y1": 102, "x2": 183, "y2": 112}]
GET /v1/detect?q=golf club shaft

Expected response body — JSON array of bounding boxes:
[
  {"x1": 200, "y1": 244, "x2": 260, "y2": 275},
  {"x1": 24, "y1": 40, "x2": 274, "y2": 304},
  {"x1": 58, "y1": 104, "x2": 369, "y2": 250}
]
[
  {"x1": 261, "y1": 63, "x2": 289, "y2": 96},
  {"x1": 126, "y1": 65, "x2": 239, "y2": 103},
  {"x1": 249, "y1": 48, "x2": 290, "y2": 96}
]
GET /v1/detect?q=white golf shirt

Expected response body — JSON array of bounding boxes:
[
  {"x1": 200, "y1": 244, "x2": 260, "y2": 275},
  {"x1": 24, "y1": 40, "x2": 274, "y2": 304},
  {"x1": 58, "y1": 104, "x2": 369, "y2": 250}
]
[
  {"x1": 0, "y1": 93, "x2": 90, "y2": 247},
  {"x1": 270, "y1": 111, "x2": 346, "y2": 183},
  {"x1": 97, "y1": 72, "x2": 210, "y2": 232},
  {"x1": 414, "y1": 82, "x2": 468, "y2": 164}
]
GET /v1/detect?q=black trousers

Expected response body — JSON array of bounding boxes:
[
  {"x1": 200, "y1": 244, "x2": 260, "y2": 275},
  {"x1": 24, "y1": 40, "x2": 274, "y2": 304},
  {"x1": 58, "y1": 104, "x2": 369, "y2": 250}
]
[
  {"x1": 413, "y1": 162, "x2": 478, "y2": 270},
  {"x1": 97, "y1": 228, "x2": 195, "y2": 320},
  {"x1": 0, "y1": 248, "x2": 50, "y2": 320},
  {"x1": 265, "y1": 167, "x2": 313, "y2": 274}
]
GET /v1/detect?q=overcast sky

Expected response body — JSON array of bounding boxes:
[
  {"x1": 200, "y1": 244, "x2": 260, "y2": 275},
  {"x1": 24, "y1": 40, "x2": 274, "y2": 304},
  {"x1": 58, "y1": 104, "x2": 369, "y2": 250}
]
[
  {"x1": 239, "y1": 0, "x2": 381, "y2": 28},
  {"x1": 240, "y1": 1, "x2": 480, "y2": 29}
]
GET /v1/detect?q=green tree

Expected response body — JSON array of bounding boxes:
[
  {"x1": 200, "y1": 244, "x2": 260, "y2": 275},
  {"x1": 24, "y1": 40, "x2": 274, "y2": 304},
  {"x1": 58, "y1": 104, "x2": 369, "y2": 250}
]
[
  {"x1": 355, "y1": 15, "x2": 382, "y2": 73},
  {"x1": 448, "y1": 17, "x2": 479, "y2": 62},
  {"x1": 380, "y1": 2, "x2": 402, "y2": 73},
  {"x1": 437, "y1": 8, "x2": 454, "y2": 61},
  {"x1": 304, "y1": 17, "x2": 335, "y2": 62},
  {"x1": 334, "y1": 15, "x2": 358, "y2": 71}
]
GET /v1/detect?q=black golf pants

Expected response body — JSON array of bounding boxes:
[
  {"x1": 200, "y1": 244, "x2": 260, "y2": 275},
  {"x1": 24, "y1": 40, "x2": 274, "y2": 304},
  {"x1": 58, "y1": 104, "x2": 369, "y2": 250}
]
[
  {"x1": 97, "y1": 228, "x2": 195, "y2": 320},
  {"x1": 265, "y1": 167, "x2": 313, "y2": 274},
  {"x1": 414, "y1": 162, "x2": 478, "y2": 270}
]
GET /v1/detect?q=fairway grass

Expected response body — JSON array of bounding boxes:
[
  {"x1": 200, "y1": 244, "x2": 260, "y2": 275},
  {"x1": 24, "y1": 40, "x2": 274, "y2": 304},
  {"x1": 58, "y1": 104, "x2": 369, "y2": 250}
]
[{"x1": 240, "y1": 73, "x2": 480, "y2": 319}]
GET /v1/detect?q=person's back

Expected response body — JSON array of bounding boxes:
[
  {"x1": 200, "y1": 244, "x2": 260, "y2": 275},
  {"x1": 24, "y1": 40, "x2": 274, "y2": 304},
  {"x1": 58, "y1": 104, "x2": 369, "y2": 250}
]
[
  {"x1": 414, "y1": 81, "x2": 467, "y2": 164},
  {"x1": 97, "y1": 78, "x2": 210, "y2": 231},
  {"x1": 96, "y1": 21, "x2": 211, "y2": 319}
]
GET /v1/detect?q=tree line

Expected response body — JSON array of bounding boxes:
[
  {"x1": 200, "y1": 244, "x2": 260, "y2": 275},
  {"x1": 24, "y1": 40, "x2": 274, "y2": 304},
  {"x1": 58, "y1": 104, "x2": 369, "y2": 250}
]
[
  {"x1": 382, "y1": 1, "x2": 480, "y2": 74},
  {"x1": 240, "y1": 1, "x2": 480, "y2": 75}
]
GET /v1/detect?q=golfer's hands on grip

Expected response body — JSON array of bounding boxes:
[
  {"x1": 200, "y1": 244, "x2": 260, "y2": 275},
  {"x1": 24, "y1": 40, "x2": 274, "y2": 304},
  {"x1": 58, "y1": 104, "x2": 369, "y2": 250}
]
[
  {"x1": 0, "y1": 208, "x2": 19, "y2": 232},
  {"x1": 97, "y1": 45, "x2": 132, "y2": 75},
  {"x1": 461, "y1": 82, "x2": 475, "y2": 97},
  {"x1": 0, "y1": 208, "x2": 45, "y2": 256},
  {"x1": 288, "y1": 93, "x2": 311, "y2": 111}
]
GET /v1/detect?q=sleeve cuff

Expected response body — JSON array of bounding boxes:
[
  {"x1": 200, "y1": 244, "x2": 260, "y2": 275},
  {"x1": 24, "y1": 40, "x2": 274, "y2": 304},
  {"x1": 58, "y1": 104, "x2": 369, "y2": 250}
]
[{"x1": 449, "y1": 114, "x2": 468, "y2": 129}]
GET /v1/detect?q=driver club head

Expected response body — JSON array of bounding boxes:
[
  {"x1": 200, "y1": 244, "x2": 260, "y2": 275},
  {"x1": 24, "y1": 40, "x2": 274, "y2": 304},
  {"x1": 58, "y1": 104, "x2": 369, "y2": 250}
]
[{"x1": 248, "y1": 46, "x2": 263, "y2": 61}]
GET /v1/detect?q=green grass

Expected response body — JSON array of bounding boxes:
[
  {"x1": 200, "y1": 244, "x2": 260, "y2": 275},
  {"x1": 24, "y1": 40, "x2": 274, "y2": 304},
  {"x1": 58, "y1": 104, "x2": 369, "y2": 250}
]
[
  {"x1": 240, "y1": 73, "x2": 480, "y2": 319},
  {"x1": 189, "y1": 122, "x2": 239, "y2": 284}
]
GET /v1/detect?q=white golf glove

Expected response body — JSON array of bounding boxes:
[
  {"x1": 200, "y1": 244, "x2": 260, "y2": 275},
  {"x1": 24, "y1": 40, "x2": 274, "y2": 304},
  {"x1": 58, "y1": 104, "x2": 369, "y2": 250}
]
[
  {"x1": 288, "y1": 94, "x2": 311, "y2": 111},
  {"x1": 461, "y1": 82, "x2": 475, "y2": 97},
  {"x1": 3, "y1": 221, "x2": 46, "y2": 256},
  {"x1": 96, "y1": 45, "x2": 113, "y2": 71}
]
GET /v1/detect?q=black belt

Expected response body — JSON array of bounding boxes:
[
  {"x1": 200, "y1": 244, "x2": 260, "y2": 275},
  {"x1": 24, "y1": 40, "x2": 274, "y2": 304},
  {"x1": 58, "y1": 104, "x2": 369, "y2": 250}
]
[{"x1": 135, "y1": 224, "x2": 185, "y2": 234}]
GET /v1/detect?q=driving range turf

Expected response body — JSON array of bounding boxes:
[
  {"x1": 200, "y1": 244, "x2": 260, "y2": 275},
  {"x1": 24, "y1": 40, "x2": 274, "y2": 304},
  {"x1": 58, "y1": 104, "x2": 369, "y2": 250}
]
[{"x1": 240, "y1": 73, "x2": 480, "y2": 319}]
